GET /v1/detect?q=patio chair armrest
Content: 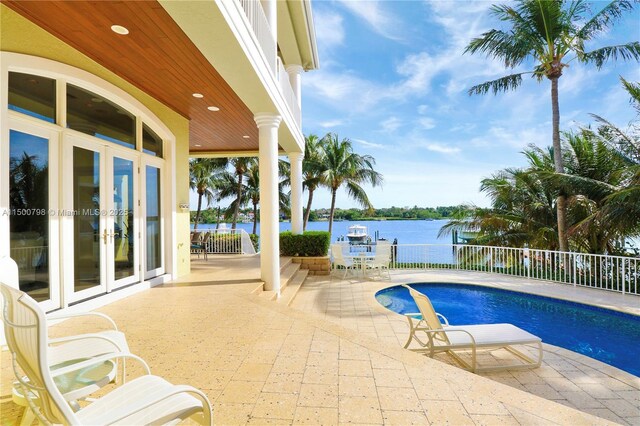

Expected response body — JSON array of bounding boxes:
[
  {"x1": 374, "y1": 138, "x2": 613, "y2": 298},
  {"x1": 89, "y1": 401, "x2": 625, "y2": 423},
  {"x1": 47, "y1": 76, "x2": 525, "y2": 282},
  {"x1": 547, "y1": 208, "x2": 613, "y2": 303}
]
[
  {"x1": 108, "y1": 384, "x2": 213, "y2": 425},
  {"x1": 50, "y1": 352, "x2": 151, "y2": 377},
  {"x1": 436, "y1": 313, "x2": 449, "y2": 326},
  {"x1": 49, "y1": 332, "x2": 126, "y2": 352},
  {"x1": 425, "y1": 328, "x2": 476, "y2": 345},
  {"x1": 403, "y1": 313, "x2": 421, "y2": 319},
  {"x1": 47, "y1": 311, "x2": 118, "y2": 331}
]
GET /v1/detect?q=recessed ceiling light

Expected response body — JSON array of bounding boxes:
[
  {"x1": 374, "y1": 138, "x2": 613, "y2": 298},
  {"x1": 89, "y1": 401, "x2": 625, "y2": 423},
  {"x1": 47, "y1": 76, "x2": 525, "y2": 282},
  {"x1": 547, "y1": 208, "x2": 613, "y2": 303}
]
[
  {"x1": 194, "y1": 144, "x2": 202, "y2": 147},
  {"x1": 111, "y1": 25, "x2": 129, "y2": 35},
  {"x1": 192, "y1": 93, "x2": 204, "y2": 98},
  {"x1": 242, "y1": 135, "x2": 250, "y2": 139},
  {"x1": 207, "y1": 106, "x2": 220, "y2": 112}
]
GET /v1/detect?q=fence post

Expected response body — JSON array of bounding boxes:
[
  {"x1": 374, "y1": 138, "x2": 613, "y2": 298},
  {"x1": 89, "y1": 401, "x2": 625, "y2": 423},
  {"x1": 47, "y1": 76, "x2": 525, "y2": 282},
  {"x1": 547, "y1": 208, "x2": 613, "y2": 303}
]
[{"x1": 622, "y1": 259, "x2": 626, "y2": 295}]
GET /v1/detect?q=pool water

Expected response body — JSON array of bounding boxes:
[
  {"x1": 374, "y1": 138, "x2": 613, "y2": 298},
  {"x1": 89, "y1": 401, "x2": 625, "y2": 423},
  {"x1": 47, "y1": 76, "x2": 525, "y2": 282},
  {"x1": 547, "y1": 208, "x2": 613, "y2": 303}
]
[{"x1": 375, "y1": 283, "x2": 640, "y2": 376}]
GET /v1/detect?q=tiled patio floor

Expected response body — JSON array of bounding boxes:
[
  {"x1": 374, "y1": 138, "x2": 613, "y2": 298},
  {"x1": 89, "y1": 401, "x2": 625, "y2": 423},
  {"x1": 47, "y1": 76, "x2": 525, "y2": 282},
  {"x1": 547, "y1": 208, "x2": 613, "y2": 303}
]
[
  {"x1": 291, "y1": 270, "x2": 640, "y2": 425},
  {"x1": 1, "y1": 262, "x2": 638, "y2": 425}
]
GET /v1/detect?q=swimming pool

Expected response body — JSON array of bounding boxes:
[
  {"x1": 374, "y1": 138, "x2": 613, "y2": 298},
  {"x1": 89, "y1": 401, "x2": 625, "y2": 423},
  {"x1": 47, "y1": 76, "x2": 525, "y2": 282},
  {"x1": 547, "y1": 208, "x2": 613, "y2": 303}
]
[{"x1": 375, "y1": 283, "x2": 640, "y2": 376}]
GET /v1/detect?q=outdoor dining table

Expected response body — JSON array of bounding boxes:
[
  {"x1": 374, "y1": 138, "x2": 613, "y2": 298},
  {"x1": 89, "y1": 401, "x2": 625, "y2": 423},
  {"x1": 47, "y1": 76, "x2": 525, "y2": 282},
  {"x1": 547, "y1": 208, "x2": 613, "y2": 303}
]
[{"x1": 346, "y1": 252, "x2": 375, "y2": 277}]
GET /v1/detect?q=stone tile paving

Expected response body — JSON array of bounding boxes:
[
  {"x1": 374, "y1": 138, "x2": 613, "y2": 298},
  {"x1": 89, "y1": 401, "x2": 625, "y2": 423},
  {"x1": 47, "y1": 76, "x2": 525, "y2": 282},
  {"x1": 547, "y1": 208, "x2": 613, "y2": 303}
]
[
  {"x1": 1, "y1": 271, "x2": 635, "y2": 425},
  {"x1": 291, "y1": 270, "x2": 640, "y2": 425}
]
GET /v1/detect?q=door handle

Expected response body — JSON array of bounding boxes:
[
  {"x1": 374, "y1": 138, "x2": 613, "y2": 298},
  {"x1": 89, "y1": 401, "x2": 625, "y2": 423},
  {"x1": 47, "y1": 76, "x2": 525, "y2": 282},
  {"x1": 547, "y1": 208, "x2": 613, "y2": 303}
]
[{"x1": 103, "y1": 229, "x2": 115, "y2": 244}]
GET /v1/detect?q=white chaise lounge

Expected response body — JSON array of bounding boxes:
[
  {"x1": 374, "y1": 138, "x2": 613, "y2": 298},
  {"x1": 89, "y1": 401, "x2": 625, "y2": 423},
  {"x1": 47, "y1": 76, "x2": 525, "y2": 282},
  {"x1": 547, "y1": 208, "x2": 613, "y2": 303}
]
[{"x1": 402, "y1": 284, "x2": 543, "y2": 373}]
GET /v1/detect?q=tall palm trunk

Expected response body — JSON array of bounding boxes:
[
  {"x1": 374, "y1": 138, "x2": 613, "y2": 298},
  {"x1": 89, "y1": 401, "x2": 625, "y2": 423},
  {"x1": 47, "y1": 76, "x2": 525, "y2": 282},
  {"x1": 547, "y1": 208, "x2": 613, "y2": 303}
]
[
  {"x1": 328, "y1": 188, "x2": 337, "y2": 235},
  {"x1": 232, "y1": 172, "x2": 243, "y2": 229},
  {"x1": 215, "y1": 206, "x2": 221, "y2": 230},
  {"x1": 551, "y1": 77, "x2": 569, "y2": 252},
  {"x1": 252, "y1": 201, "x2": 258, "y2": 235},
  {"x1": 194, "y1": 191, "x2": 203, "y2": 231},
  {"x1": 303, "y1": 188, "x2": 315, "y2": 231}
]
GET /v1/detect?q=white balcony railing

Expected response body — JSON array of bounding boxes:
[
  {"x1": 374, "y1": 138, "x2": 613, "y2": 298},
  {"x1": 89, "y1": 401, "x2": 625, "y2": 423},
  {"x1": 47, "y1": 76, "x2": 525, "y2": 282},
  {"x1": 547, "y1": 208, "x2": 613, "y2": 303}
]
[
  {"x1": 238, "y1": 0, "x2": 277, "y2": 75},
  {"x1": 337, "y1": 243, "x2": 640, "y2": 295},
  {"x1": 277, "y1": 57, "x2": 302, "y2": 128},
  {"x1": 193, "y1": 228, "x2": 257, "y2": 255},
  {"x1": 236, "y1": 0, "x2": 302, "y2": 130}
]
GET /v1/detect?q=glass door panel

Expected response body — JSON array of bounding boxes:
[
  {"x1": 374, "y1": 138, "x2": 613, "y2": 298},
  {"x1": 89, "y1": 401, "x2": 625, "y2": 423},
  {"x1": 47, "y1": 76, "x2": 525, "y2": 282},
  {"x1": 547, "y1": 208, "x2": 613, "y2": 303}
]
[
  {"x1": 72, "y1": 145, "x2": 104, "y2": 297},
  {"x1": 8, "y1": 130, "x2": 56, "y2": 307},
  {"x1": 107, "y1": 150, "x2": 139, "y2": 289},
  {"x1": 145, "y1": 165, "x2": 163, "y2": 276}
]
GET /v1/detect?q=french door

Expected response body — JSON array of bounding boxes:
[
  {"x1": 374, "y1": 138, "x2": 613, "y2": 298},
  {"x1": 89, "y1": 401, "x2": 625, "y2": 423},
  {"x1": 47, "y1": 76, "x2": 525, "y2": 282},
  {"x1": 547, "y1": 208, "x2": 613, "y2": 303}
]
[
  {"x1": 64, "y1": 135, "x2": 140, "y2": 303},
  {"x1": 6, "y1": 121, "x2": 61, "y2": 312}
]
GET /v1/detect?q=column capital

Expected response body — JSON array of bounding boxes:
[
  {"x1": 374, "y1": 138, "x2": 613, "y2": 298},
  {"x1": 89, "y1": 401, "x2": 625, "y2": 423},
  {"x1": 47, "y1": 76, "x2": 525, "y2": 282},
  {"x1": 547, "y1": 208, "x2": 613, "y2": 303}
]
[
  {"x1": 285, "y1": 64, "x2": 304, "y2": 76},
  {"x1": 288, "y1": 151, "x2": 304, "y2": 163},
  {"x1": 254, "y1": 113, "x2": 282, "y2": 129}
]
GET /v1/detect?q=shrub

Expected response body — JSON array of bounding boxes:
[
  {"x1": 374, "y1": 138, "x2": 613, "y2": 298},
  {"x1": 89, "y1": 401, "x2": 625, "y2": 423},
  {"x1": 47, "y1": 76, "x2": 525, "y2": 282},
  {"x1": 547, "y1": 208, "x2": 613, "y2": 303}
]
[
  {"x1": 280, "y1": 231, "x2": 330, "y2": 257},
  {"x1": 249, "y1": 233, "x2": 259, "y2": 251}
]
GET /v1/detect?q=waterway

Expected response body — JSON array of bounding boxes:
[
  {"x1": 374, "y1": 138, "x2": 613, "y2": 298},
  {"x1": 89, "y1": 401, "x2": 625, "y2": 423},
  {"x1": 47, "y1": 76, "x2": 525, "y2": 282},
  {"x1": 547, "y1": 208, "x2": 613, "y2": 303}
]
[{"x1": 192, "y1": 219, "x2": 453, "y2": 245}]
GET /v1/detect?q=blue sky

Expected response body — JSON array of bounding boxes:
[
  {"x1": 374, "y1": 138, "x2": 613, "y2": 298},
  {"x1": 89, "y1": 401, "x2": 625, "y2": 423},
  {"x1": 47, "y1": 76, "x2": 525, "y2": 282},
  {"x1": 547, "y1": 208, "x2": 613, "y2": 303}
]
[{"x1": 301, "y1": 0, "x2": 640, "y2": 209}]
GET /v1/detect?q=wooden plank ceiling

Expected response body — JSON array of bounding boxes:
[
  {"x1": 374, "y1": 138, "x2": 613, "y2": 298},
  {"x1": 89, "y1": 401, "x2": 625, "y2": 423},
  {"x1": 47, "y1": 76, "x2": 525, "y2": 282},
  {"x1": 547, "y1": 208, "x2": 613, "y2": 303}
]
[{"x1": 3, "y1": 0, "x2": 259, "y2": 154}]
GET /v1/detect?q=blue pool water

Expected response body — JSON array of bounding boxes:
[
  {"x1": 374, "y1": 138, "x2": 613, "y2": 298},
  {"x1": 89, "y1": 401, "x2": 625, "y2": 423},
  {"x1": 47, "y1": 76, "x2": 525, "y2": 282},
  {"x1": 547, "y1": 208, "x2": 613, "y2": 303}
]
[{"x1": 376, "y1": 283, "x2": 640, "y2": 376}]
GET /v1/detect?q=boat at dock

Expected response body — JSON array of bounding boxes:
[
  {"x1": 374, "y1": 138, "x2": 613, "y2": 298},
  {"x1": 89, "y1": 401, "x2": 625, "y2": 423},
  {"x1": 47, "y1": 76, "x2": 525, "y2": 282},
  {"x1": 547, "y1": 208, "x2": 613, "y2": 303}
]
[{"x1": 346, "y1": 225, "x2": 368, "y2": 243}]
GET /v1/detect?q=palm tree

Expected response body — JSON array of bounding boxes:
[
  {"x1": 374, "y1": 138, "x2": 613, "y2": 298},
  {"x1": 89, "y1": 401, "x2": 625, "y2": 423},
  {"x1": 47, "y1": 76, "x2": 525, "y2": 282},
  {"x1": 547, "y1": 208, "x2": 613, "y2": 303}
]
[
  {"x1": 189, "y1": 158, "x2": 227, "y2": 231},
  {"x1": 578, "y1": 77, "x2": 640, "y2": 245},
  {"x1": 320, "y1": 133, "x2": 383, "y2": 234},
  {"x1": 301, "y1": 134, "x2": 326, "y2": 231},
  {"x1": 228, "y1": 157, "x2": 255, "y2": 229},
  {"x1": 440, "y1": 147, "x2": 559, "y2": 249},
  {"x1": 465, "y1": 0, "x2": 640, "y2": 252},
  {"x1": 218, "y1": 160, "x2": 291, "y2": 234}
]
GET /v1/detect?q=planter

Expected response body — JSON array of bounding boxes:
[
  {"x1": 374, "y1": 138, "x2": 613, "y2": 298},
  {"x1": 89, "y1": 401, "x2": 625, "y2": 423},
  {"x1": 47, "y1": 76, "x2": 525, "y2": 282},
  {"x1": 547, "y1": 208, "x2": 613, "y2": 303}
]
[{"x1": 292, "y1": 256, "x2": 330, "y2": 275}]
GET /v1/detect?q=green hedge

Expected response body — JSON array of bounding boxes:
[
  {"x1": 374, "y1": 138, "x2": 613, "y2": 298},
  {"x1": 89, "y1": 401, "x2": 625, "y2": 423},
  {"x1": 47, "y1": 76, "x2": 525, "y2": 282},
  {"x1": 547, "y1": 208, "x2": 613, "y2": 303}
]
[
  {"x1": 249, "y1": 234, "x2": 259, "y2": 251},
  {"x1": 280, "y1": 231, "x2": 330, "y2": 257}
]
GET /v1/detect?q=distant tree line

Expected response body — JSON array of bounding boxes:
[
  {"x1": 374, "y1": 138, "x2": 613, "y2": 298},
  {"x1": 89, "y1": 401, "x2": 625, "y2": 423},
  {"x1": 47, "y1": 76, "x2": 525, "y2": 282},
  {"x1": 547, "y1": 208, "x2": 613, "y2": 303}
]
[{"x1": 191, "y1": 205, "x2": 460, "y2": 224}]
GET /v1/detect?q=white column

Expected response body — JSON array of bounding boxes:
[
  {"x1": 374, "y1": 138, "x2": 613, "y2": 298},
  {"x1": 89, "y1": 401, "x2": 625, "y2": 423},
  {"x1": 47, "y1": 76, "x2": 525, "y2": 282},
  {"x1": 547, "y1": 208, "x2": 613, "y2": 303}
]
[
  {"x1": 255, "y1": 113, "x2": 282, "y2": 293},
  {"x1": 289, "y1": 152, "x2": 304, "y2": 235},
  {"x1": 285, "y1": 64, "x2": 303, "y2": 108},
  {"x1": 261, "y1": 0, "x2": 277, "y2": 41}
]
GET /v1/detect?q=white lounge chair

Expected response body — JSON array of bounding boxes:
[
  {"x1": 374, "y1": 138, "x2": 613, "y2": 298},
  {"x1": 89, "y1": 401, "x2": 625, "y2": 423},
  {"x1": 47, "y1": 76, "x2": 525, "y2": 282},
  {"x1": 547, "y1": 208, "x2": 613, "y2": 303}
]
[
  {"x1": 331, "y1": 243, "x2": 356, "y2": 278},
  {"x1": 402, "y1": 285, "x2": 543, "y2": 373},
  {"x1": 1, "y1": 282, "x2": 213, "y2": 425},
  {"x1": 1, "y1": 257, "x2": 130, "y2": 425},
  {"x1": 366, "y1": 241, "x2": 392, "y2": 279}
]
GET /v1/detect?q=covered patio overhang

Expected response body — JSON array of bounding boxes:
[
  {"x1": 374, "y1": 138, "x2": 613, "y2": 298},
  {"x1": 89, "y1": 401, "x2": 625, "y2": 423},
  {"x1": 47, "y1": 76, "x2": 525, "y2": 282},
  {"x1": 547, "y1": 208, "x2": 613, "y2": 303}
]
[{"x1": 3, "y1": 0, "x2": 313, "y2": 294}]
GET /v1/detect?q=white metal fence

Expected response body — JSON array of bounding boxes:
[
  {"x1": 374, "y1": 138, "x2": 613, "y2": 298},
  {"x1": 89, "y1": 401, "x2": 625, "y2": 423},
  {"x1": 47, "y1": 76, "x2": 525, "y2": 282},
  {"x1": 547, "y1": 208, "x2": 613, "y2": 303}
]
[
  {"x1": 340, "y1": 243, "x2": 639, "y2": 295},
  {"x1": 195, "y1": 228, "x2": 257, "y2": 255}
]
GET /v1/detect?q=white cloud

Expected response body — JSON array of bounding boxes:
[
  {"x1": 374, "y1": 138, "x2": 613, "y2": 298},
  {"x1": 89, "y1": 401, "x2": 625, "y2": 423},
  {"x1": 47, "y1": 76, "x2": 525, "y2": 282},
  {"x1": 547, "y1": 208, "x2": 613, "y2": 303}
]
[
  {"x1": 319, "y1": 119, "x2": 345, "y2": 128},
  {"x1": 417, "y1": 104, "x2": 429, "y2": 114},
  {"x1": 418, "y1": 117, "x2": 437, "y2": 130},
  {"x1": 303, "y1": 70, "x2": 378, "y2": 107},
  {"x1": 353, "y1": 138, "x2": 385, "y2": 149},
  {"x1": 424, "y1": 143, "x2": 460, "y2": 154},
  {"x1": 381, "y1": 117, "x2": 402, "y2": 133},
  {"x1": 313, "y1": 9, "x2": 345, "y2": 50},
  {"x1": 469, "y1": 124, "x2": 548, "y2": 150},
  {"x1": 338, "y1": 0, "x2": 402, "y2": 41}
]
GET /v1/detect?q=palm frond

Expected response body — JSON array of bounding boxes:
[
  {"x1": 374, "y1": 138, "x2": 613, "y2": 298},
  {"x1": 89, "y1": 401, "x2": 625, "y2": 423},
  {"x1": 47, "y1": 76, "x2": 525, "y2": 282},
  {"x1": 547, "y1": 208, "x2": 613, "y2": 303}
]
[
  {"x1": 582, "y1": 42, "x2": 640, "y2": 68},
  {"x1": 465, "y1": 29, "x2": 532, "y2": 68},
  {"x1": 576, "y1": 0, "x2": 636, "y2": 40},
  {"x1": 468, "y1": 72, "x2": 527, "y2": 95},
  {"x1": 620, "y1": 76, "x2": 640, "y2": 112}
]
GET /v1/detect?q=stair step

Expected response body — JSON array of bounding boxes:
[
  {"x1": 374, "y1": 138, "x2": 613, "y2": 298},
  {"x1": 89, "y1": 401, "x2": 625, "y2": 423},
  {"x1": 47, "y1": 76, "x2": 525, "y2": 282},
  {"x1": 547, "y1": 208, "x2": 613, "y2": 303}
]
[
  {"x1": 280, "y1": 257, "x2": 293, "y2": 271},
  {"x1": 277, "y1": 269, "x2": 309, "y2": 306},
  {"x1": 250, "y1": 282, "x2": 265, "y2": 294},
  {"x1": 257, "y1": 290, "x2": 278, "y2": 301},
  {"x1": 280, "y1": 262, "x2": 301, "y2": 291}
]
